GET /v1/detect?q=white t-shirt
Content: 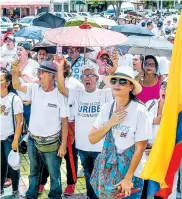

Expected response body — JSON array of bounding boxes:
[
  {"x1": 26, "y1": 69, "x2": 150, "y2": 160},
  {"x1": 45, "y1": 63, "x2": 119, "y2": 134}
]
[
  {"x1": 1, "y1": 45, "x2": 17, "y2": 67},
  {"x1": 17, "y1": 59, "x2": 39, "y2": 101},
  {"x1": 146, "y1": 99, "x2": 160, "y2": 145},
  {"x1": 68, "y1": 88, "x2": 113, "y2": 152},
  {"x1": 0, "y1": 93, "x2": 23, "y2": 140},
  {"x1": 156, "y1": 56, "x2": 170, "y2": 75},
  {"x1": 23, "y1": 83, "x2": 69, "y2": 137},
  {"x1": 93, "y1": 100, "x2": 152, "y2": 177},
  {"x1": 65, "y1": 77, "x2": 84, "y2": 121},
  {"x1": 118, "y1": 54, "x2": 133, "y2": 67}
]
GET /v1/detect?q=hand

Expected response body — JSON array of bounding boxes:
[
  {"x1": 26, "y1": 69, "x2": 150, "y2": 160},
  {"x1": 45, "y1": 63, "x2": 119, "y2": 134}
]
[
  {"x1": 54, "y1": 56, "x2": 65, "y2": 72},
  {"x1": 57, "y1": 144, "x2": 67, "y2": 158},
  {"x1": 12, "y1": 58, "x2": 20, "y2": 74},
  {"x1": 108, "y1": 110, "x2": 127, "y2": 127},
  {"x1": 106, "y1": 65, "x2": 116, "y2": 75},
  {"x1": 23, "y1": 100, "x2": 32, "y2": 106},
  {"x1": 12, "y1": 138, "x2": 19, "y2": 151},
  {"x1": 111, "y1": 49, "x2": 118, "y2": 72},
  {"x1": 114, "y1": 178, "x2": 133, "y2": 197},
  {"x1": 153, "y1": 115, "x2": 162, "y2": 125}
]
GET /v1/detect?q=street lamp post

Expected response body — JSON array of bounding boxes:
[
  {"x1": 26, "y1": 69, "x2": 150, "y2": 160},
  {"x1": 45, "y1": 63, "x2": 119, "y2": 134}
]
[{"x1": 61, "y1": 0, "x2": 64, "y2": 18}]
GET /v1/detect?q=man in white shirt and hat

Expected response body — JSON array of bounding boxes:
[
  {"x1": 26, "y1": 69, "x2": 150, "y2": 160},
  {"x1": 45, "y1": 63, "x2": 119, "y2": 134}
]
[
  {"x1": 56, "y1": 57, "x2": 113, "y2": 199},
  {"x1": 12, "y1": 60, "x2": 69, "y2": 199}
]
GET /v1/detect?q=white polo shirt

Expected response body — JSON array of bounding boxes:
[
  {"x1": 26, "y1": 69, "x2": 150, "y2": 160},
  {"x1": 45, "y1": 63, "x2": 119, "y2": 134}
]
[
  {"x1": 68, "y1": 88, "x2": 113, "y2": 152},
  {"x1": 24, "y1": 83, "x2": 69, "y2": 137},
  {"x1": 0, "y1": 92, "x2": 23, "y2": 140},
  {"x1": 93, "y1": 100, "x2": 152, "y2": 177}
]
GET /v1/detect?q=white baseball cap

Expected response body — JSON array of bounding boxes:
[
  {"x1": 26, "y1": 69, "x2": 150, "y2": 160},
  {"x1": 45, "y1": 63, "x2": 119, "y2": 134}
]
[{"x1": 8, "y1": 150, "x2": 21, "y2": 170}]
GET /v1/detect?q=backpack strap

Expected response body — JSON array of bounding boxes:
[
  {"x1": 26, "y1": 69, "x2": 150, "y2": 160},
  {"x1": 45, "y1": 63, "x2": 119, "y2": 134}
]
[
  {"x1": 147, "y1": 100, "x2": 156, "y2": 112},
  {"x1": 11, "y1": 94, "x2": 16, "y2": 132}
]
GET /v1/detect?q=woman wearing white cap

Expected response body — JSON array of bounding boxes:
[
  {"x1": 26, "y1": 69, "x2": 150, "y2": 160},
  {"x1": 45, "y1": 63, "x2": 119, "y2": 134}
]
[
  {"x1": 89, "y1": 66, "x2": 151, "y2": 199},
  {"x1": 0, "y1": 68, "x2": 23, "y2": 198}
]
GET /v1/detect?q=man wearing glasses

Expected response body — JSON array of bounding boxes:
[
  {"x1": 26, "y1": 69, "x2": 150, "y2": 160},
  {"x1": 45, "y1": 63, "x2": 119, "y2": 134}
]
[
  {"x1": 12, "y1": 60, "x2": 69, "y2": 199},
  {"x1": 57, "y1": 58, "x2": 113, "y2": 199}
]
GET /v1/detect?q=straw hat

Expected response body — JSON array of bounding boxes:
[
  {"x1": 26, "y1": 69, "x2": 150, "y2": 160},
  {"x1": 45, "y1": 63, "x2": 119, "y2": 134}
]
[{"x1": 103, "y1": 66, "x2": 142, "y2": 95}]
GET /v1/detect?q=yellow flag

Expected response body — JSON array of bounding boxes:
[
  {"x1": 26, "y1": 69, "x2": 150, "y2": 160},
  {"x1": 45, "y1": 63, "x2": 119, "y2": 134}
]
[{"x1": 140, "y1": 12, "x2": 182, "y2": 189}]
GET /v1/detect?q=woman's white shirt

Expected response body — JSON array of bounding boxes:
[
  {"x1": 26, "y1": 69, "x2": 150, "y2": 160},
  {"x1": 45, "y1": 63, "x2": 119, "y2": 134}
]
[
  {"x1": 93, "y1": 100, "x2": 152, "y2": 177},
  {"x1": 146, "y1": 99, "x2": 160, "y2": 145},
  {"x1": 0, "y1": 93, "x2": 23, "y2": 140}
]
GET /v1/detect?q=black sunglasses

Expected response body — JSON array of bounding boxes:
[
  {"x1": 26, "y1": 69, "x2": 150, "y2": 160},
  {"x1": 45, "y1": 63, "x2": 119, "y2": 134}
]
[{"x1": 110, "y1": 78, "x2": 128, "y2": 85}]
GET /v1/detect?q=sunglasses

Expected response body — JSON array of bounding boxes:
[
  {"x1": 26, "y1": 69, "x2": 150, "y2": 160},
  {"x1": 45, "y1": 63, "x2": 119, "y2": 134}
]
[
  {"x1": 81, "y1": 74, "x2": 97, "y2": 79},
  {"x1": 110, "y1": 78, "x2": 128, "y2": 85},
  {"x1": 144, "y1": 62, "x2": 156, "y2": 67},
  {"x1": 160, "y1": 82, "x2": 167, "y2": 90}
]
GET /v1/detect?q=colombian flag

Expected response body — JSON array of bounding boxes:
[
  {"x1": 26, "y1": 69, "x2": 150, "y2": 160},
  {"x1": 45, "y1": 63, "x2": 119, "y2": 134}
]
[{"x1": 140, "y1": 13, "x2": 182, "y2": 198}]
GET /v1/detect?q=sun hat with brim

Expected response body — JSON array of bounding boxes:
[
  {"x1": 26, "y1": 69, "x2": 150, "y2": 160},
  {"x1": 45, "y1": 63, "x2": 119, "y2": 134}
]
[
  {"x1": 39, "y1": 60, "x2": 57, "y2": 74},
  {"x1": 103, "y1": 66, "x2": 142, "y2": 95},
  {"x1": 8, "y1": 150, "x2": 21, "y2": 170}
]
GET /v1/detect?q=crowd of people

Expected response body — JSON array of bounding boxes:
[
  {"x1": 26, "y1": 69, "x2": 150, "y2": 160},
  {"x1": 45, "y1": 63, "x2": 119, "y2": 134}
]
[{"x1": 0, "y1": 12, "x2": 181, "y2": 199}]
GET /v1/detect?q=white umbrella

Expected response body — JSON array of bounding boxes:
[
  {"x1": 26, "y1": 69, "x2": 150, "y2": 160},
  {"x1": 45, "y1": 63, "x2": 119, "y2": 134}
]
[
  {"x1": 92, "y1": 17, "x2": 117, "y2": 26},
  {"x1": 121, "y1": 35, "x2": 173, "y2": 57}
]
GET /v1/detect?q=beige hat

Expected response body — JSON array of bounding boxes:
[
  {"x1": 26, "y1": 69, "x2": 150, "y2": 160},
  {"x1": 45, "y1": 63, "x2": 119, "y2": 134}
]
[{"x1": 103, "y1": 66, "x2": 142, "y2": 95}]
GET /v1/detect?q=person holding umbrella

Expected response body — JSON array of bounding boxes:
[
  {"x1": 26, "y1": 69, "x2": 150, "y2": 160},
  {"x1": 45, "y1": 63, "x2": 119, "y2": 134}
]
[{"x1": 66, "y1": 46, "x2": 90, "y2": 80}]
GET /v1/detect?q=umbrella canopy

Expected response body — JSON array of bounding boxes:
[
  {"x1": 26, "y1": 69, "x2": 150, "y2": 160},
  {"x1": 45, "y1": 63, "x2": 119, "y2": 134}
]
[
  {"x1": 14, "y1": 26, "x2": 49, "y2": 40},
  {"x1": 32, "y1": 40, "x2": 94, "y2": 54},
  {"x1": 45, "y1": 22, "x2": 127, "y2": 47},
  {"x1": 92, "y1": 17, "x2": 117, "y2": 26},
  {"x1": 65, "y1": 17, "x2": 101, "y2": 28},
  {"x1": 110, "y1": 24, "x2": 154, "y2": 36},
  {"x1": 122, "y1": 35, "x2": 173, "y2": 57},
  {"x1": 33, "y1": 13, "x2": 65, "y2": 28}
]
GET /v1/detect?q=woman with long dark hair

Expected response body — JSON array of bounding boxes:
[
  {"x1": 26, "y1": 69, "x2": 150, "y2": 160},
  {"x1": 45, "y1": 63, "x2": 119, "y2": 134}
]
[
  {"x1": 136, "y1": 55, "x2": 163, "y2": 103},
  {"x1": 89, "y1": 66, "x2": 151, "y2": 199},
  {"x1": 0, "y1": 68, "x2": 23, "y2": 198}
]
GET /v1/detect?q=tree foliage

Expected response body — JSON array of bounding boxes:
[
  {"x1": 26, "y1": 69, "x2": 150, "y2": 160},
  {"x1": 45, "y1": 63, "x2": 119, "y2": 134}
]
[{"x1": 108, "y1": 0, "x2": 123, "y2": 17}]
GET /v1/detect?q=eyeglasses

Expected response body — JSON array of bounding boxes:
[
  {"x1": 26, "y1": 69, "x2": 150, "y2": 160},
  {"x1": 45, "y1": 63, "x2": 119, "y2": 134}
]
[
  {"x1": 81, "y1": 74, "x2": 97, "y2": 79},
  {"x1": 144, "y1": 62, "x2": 156, "y2": 67},
  {"x1": 160, "y1": 82, "x2": 167, "y2": 90},
  {"x1": 110, "y1": 78, "x2": 128, "y2": 86}
]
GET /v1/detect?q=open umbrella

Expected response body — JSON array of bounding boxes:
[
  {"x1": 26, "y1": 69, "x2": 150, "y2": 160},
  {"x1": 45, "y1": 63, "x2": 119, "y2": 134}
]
[
  {"x1": 33, "y1": 12, "x2": 65, "y2": 28},
  {"x1": 92, "y1": 17, "x2": 117, "y2": 26},
  {"x1": 65, "y1": 17, "x2": 101, "y2": 28},
  {"x1": 110, "y1": 24, "x2": 154, "y2": 36},
  {"x1": 45, "y1": 20, "x2": 127, "y2": 47},
  {"x1": 14, "y1": 26, "x2": 49, "y2": 40},
  {"x1": 32, "y1": 39, "x2": 94, "y2": 54},
  {"x1": 121, "y1": 35, "x2": 173, "y2": 57}
]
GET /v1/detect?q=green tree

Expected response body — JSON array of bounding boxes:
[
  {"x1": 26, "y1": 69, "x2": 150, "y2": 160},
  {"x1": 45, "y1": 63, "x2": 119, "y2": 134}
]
[{"x1": 108, "y1": 0, "x2": 123, "y2": 17}]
